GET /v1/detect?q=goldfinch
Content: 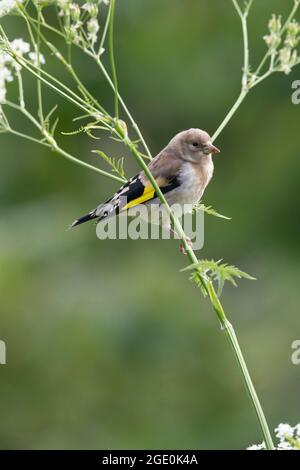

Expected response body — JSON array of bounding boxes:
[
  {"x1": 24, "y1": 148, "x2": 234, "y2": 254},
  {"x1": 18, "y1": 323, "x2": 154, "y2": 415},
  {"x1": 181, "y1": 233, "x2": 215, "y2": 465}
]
[{"x1": 71, "y1": 128, "x2": 220, "y2": 241}]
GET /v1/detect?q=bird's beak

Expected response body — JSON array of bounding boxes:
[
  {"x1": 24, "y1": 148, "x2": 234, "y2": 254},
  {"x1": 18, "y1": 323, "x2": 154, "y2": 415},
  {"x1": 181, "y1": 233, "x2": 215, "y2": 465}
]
[{"x1": 207, "y1": 143, "x2": 220, "y2": 155}]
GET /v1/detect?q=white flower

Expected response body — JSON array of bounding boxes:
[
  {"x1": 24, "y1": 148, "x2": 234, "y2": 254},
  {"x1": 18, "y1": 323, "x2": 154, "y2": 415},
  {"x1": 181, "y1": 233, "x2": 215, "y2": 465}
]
[
  {"x1": 285, "y1": 20, "x2": 300, "y2": 48},
  {"x1": 0, "y1": 86, "x2": 6, "y2": 103},
  {"x1": 295, "y1": 424, "x2": 300, "y2": 437},
  {"x1": 277, "y1": 441, "x2": 294, "y2": 450},
  {"x1": 0, "y1": 35, "x2": 31, "y2": 103},
  {"x1": 28, "y1": 51, "x2": 46, "y2": 67},
  {"x1": 10, "y1": 38, "x2": 30, "y2": 55},
  {"x1": 0, "y1": 0, "x2": 24, "y2": 18},
  {"x1": 82, "y1": 2, "x2": 98, "y2": 17},
  {"x1": 263, "y1": 14, "x2": 282, "y2": 53},
  {"x1": 69, "y1": 2, "x2": 80, "y2": 21},
  {"x1": 65, "y1": 22, "x2": 82, "y2": 45},
  {"x1": 247, "y1": 442, "x2": 266, "y2": 451},
  {"x1": 279, "y1": 47, "x2": 298, "y2": 74},
  {"x1": 275, "y1": 423, "x2": 294, "y2": 440},
  {"x1": 57, "y1": 0, "x2": 72, "y2": 15},
  {"x1": 87, "y1": 17, "x2": 99, "y2": 44},
  {"x1": 0, "y1": 51, "x2": 14, "y2": 103},
  {"x1": 0, "y1": 65, "x2": 13, "y2": 82}
]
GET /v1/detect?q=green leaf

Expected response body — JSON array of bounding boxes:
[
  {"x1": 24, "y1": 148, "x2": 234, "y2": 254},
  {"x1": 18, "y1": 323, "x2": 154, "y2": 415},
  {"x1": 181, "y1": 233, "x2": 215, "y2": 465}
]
[
  {"x1": 182, "y1": 259, "x2": 255, "y2": 296},
  {"x1": 193, "y1": 202, "x2": 231, "y2": 220},
  {"x1": 61, "y1": 126, "x2": 85, "y2": 136},
  {"x1": 189, "y1": 271, "x2": 208, "y2": 297},
  {"x1": 92, "y1": 150, "x2": 125, "y2": 179},
  {"x1": 50, "y1": 117, "x2": 59, "y2": 136}
]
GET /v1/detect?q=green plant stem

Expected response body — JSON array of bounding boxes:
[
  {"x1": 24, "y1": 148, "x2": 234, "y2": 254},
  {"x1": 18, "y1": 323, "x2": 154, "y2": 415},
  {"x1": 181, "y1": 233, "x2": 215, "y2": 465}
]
[
  {"x1": 16, "y1": 71, "x2": 25, "y2": 108},
  {"x1": 50, "y1": 142, "x2": 124, "y2": 182},
  {"x1": 11, "y1": 53, "x2": 103, "y2": 120},
  {"x1": 9, "y1": 0, "x2": 284, "y2": 449},
  {"x1": 93, "y1": 55, "x2": 153, "y2": 159},
  {"x1": 4, "y1": 101, "x2": 124, "y2": 183},
  {"x1": 212, "y1": 89, "x2": 247, "y2": 142},
  {"x1": 37, "y1": 7, "x2": 44, "y2": 127},
  {"x1": 122, "y1": 1, "x2": 274, "y2": 449},
  {"x1": 125, "y1": 133, "x2": 274, "y2": 450},
  {"x1": 24, "y1": 11, "x2": 153, "y2": 160},
  {"x1": 22, "y1": 12, "x2": 109, "y2": 116},
  {"x1": 8, "y1": 128, "x2": 50, "y2": 147},
  {"x1": 224, "y1": 322, "x2": 274, "y2": 449},
  {"x1": 24, "y1": 2, "x2": 274, "y2": 447},
  {"x1": 108, "y1": 0, "x2": 119, "y2": 119},
  {"x1": 45, "y1": 39, "x2": 108, "y2": 115},
  {"x1": 98, "y1": 3, "x2": 111, "y2": 55}
]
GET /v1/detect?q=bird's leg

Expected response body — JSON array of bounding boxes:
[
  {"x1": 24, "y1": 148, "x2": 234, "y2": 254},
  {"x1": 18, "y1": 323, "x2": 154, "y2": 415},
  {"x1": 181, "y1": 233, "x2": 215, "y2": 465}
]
[
  {"x1": 169, "y1": 228, "x2": 193, "y2": 255},
  {"x1": 179, "y1": 236, "x2": 193, "y2": 255}
]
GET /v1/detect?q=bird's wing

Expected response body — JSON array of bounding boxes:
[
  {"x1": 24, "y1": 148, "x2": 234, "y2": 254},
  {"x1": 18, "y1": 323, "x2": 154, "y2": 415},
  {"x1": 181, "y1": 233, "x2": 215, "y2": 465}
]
[
  {"x1": 109, "y1": 149, "x2": 182, "y2": 212},
  {"x1": 71, "y1": 149, "x2": 182, "y2": 227}
]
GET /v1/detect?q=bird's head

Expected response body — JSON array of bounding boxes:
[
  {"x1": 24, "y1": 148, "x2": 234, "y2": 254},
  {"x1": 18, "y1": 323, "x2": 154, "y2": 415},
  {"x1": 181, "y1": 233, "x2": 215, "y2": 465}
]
[{"x1": 170, "y1": 128, "x2": 220, "y2": 163}]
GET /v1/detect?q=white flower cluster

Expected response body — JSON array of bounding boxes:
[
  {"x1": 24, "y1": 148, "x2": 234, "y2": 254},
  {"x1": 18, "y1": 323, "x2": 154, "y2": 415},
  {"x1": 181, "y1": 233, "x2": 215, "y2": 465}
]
[
  {"x1": 55, "y1": 0, "x2": 110, "y2": 48},
  {"x1": 247, "y1": 422, "x2": 300, "y2": 450},
  {"x1": 263, "y1": 15, "x2": 300, "y2": 74},
  {"x1": 263, "y1": 15, "x2": 282, "y2": 53},
  {"x1": 0, "y1": 38, "x2": 45, "y2": 103},
  {"x1": 279, "y1": 20, "x2": 300, "y2": 74},
  {"x1": 0, "y1": 0, "x2": 23, "y2": 18}
]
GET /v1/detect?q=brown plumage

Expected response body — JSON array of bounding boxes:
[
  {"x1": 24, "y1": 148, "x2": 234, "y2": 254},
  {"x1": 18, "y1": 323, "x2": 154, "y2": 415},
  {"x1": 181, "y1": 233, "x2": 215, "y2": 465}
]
[{"x1": 71, "y1": 128, "x2": 220, "y2": 228}]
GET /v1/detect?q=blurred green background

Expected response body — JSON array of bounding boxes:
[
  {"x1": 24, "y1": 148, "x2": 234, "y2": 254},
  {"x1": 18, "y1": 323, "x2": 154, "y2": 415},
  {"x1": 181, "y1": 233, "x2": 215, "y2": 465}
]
[{"x1": 0, "y1": 0, "x2": 300, "y2": 450}]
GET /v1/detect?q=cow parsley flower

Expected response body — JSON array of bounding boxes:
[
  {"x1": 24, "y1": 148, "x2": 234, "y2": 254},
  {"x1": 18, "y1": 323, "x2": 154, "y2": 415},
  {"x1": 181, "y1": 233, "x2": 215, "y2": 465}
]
[
  {"x1": 0, "y1": 51, "x2": 13, "y2": 103},
  {"x1": 28, "y1": 50, "x2": 46, "y2": 66},
  {"x1": 279, "y1": 47, "x2": 298, "y2": 74},
  {"x1": 0, "y1": 36, "x2": 34, "y2": 102},
  {"x1": 275, "y1": 423, "x2": 294, "y2": 440},
  {"x1": 263, "y1": 15, "x2": 282, "y2": 53},
  {"x1": 277, "y1": 441, "x2": 293, "y2": 450},
  {"x1": 0, "y1": 0, "x2": 24, "y2": 18},
  {"x1": 248, "y1": 423, "x2": 300, "y2": 450},
  {"x1": 6, "y1": 38, "x2": 30, "y2": 71},
  {"x1": 82, "y1": 2, "x2": 98, "y2": 17},
  {"x1": 57, "y1": 0, "x2": 72, "y2": 16},
  {"x1": 87, "y1": 17, "x2": 99, "y2": 45},
  {"x1": 65, "y1": 22, "x2": 82, "y2": 45},
  {"x1": 69, "y1": 2, "x2": 80, "y2": 21},
  {"x1": 247, "y1": 442, "x2": 266, "y2": 451},
  {"x1": 295, "y1": 424, "x2": 300, "y2": 437},
  {"x1": 10, "y1": 38, "x2": 30, "y2": 55},
  {"x1": 285, "y1": 20, "x2": 300, "y2": 48}
]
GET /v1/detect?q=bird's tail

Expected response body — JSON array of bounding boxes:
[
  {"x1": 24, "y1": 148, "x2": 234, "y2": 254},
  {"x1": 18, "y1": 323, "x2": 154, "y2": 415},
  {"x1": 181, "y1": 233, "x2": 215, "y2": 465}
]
[
  {"x1": 70, "y1": 200, "x2": 116, "y2": 228},
  {"x1": 70, "y1": 209, "x2": 98, "y2": 228}
]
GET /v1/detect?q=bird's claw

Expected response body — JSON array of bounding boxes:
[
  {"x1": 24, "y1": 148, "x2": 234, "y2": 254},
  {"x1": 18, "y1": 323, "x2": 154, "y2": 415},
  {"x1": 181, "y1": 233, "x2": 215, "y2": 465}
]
[{"x1": 180, "y1": 238, "x2": 193, "y2": 255}]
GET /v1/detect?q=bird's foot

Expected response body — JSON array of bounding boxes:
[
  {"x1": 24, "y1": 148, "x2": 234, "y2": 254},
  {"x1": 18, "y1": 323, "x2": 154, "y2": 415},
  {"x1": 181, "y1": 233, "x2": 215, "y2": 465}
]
[{"x1": 180, "y1": 237, "x2": 193, "y2": 255}]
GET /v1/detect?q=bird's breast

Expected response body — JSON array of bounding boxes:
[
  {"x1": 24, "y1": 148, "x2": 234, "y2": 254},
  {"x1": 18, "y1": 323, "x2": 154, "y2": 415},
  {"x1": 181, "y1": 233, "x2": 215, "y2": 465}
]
[{"x1": 168, "y1": 160, "x2": 213, "y2": 206}]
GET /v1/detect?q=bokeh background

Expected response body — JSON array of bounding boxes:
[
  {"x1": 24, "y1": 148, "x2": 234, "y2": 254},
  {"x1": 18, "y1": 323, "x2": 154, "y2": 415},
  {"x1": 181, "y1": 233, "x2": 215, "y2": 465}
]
[{"x1": 0, "y1": 0, "x2": 299, "y2": 450}]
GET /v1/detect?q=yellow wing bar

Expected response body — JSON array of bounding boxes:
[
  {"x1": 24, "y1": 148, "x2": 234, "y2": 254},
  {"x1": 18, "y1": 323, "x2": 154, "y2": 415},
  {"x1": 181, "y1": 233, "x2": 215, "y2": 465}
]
[{"x1": 123, "y1": 185, "x2": 155, "y2": 210}]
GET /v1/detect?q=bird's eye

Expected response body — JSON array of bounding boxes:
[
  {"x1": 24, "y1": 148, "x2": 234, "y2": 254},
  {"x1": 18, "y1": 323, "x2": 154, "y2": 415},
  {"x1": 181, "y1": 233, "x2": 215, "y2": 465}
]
[{"x1": 192, "y1": 142, "x2": 199, "y2": 147}]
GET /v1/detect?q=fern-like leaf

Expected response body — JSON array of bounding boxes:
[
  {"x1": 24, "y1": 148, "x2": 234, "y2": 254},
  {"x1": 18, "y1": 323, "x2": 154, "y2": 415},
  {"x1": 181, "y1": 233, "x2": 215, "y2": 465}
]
[
  {"x1": 193, "y1": 202, "x2": 231, "y2": 220},
  {"x1": 182, "y1": 259, "x2": 255, "y2": 296},
  {"x1": 92, "y1": 150, "x2": 126, "y2": 179}
]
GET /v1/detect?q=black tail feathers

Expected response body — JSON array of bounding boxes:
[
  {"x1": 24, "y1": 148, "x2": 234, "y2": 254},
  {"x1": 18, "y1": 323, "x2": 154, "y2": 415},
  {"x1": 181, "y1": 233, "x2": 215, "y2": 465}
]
[{"x1": 71, "y1": 210, "x2": 97, "y2": 228}]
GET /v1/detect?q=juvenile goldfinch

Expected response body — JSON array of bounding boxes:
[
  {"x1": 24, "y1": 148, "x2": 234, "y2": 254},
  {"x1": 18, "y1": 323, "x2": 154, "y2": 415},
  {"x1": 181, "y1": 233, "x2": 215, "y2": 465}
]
[{"x1": 71, "y1": 128, "x2": 220, "y2": 248}]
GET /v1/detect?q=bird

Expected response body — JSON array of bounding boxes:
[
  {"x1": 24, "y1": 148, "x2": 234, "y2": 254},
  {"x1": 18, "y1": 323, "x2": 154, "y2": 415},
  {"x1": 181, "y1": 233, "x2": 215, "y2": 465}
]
[{"x1": 71, "y1": 128, "x2": 220, "y2": 252}]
